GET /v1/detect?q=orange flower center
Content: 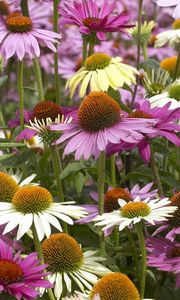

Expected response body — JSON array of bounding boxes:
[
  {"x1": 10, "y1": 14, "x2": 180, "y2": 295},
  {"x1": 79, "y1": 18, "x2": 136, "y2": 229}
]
[
  {"x1": 172, "y1": 19, "x2": 180, "y2": 30},
  {"x1": 104, "y1": 188, "x2": 132, "y2": 213},
  {"x1": 32, "y1": 101, "x2": 63, "y2": 122},
  {"x1": 0, "y1": 260, "x2": 23, "y2": 283},
  {"x1": 42, "y1": 233, "x2": 83, "y2": 273},
  {"x1": 129, "y1": 110, "x2": 152, "y2": 119},
  {"x1": 121, "y1": 202, "x2": 151, "y2": 218},
  {"x1": 78, "y1": 92, "x2": 121, "y2": 132},
  {"x1": 171, "y1": 192, "x2": 180, "y2": 208},
  {"x1": 169, "y1": 247, "x2": 180, "y2": 258},
  {"x1": 6, "y1": 15, "x2": 33, "y2": 33},
  {"x1": 0, "y1": 172, "x2": 19, "y2": 202},
  {"x1": 90, "y1": 272, "x2": 140, "y2": 300},
  {"x1": 83, "y1": 17, "x2": 101, "y2": 28},
  {"x1": 160, "y1": 56, "x2": 180, "y2": 78}
]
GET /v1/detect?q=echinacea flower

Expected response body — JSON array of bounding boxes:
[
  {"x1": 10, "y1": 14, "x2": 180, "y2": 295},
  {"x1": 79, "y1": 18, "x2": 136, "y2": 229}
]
[
  {"x1": 0, "y1": 171, "x2": 36, "y2": 202},
  {"x1": 42, "y1": 233, "x2": 110, "y2": 299},
  {"x1": 107, "y1": 100, "x2": 180, "y2": 162},
  {"x1": 60, "y1": 0, "x2": 133, "y2": 41},
  {"x1": 153, "y1": 191, "x2": 180, "y2": 241},
  {"x1": 9, "y1": 101, "x2": 75, "y2": 144},
  {"x1": 77, "y1": 183, "x2": 157, "y2": 232},
  {"x1": 66, "y1": 53, "x2": 138, "y2": 98},
  {"x1": 94, "y1": 196, "x2": 177, "y2": 232},
  {"x1": 0, "y1": 14, "x2": 61, "y2": 60},
  {"x1": 146, "y1": 236, "x2": 180, "y2": 288},
  {"x1": 89, "y1": 272, "x2": 140, "y2": 300},
  {"x1": 51, "y1": 92, "x2": 157, "y2": 160},
  {"x1": 0, "y1": 239, "x2": 51, "y2": 299},
  {"x1": 160, "y1": 56, "x2": 180, "y2": 78},
  {"x1": 0, "y1": 185, "x2": 87, "y2": 241},
  {"x1": 155, "y1": 19, "x2": 180, "y2": 48},
  {"x1": 156, "y1": 0, "x2": 180, "y2": 19}
]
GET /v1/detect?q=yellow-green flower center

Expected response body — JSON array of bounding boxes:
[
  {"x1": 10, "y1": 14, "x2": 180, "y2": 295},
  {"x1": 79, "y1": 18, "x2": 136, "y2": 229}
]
[
  {"x1": 104, "y1": 188, "x2": 132, "y2": 213},
  {"x1": 0, "y1": 172, "x2": 19, "y2": 202},
  {"x1": 0, "y1": 259, "x2": 23, "y2": 284},
  {"x1": 6, "y1": 16, "x2": 32, "y2": 33},
  {"x1": 168, "y1": 85, "x2": 180, "y2": 101},
  {"x1": 172, "y1": 19, "x2": 180, "y2": 30},
  {"x1": 12, "y1": 186, "x2": 53, "y2": 213},
  {"x1": 121, "y1": 202, "x2": 151, "y2": 218},
  {"x1": 42, "y1": 233, "x2": 84, "y2": 273},
  {"x1": 85, "y1": 53, "x2": 111, "y2": 71},
  {"x1": 90, "y1": 272, "x2": 141, "y2": 300},
  {"x1": 78, "y1": 92, "x2": 121, "y2": 132}
]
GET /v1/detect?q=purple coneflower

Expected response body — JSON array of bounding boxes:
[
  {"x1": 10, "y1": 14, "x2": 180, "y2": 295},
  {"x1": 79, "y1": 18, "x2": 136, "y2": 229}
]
[
  {"x1": 51, "y1": 92, "x2": 157, "y2": 160},
  {"x1": 60, "y1": 0, "x2": 133, "y2": 41},
  {"x1": 107, "y1": 100, "x2": 180, "y2": 162},
  {"x1": 147, "y1": 236, "x2": 180, "y2": 288},
  {"x1": 0, "y1": 239, "x2": 51, "y2": 299},
  {"x1": 0, "y1": 13, "x2": 60, "y2": 60}
]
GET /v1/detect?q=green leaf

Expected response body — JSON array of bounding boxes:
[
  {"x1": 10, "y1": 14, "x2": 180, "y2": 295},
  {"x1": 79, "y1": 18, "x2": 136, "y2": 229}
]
[
  {"x1": 75, "y1": 171, "x2": 86, "y2": 195},
  {"x1": 0, "y1": 142, "x2": 25, "y2": 148},
  {"x1": 60, "y1": 162, "x2": 85, "y2": 180}
]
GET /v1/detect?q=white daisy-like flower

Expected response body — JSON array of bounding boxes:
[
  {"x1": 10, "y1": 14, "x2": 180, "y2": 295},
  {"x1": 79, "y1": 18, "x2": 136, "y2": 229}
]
[
  {"x1": 66, "y1": 53, "x2": 138, "y2": 98},
  {"x1": 42, "y1": 233, "x2": 110, "y2": 300},
  {"x1": 155, "y1": 20, "x2": 180, "y2": 48},
  {"x1": 0, "y1": 186, "x2": 87, "y2": 241},
  {"x1": 94, "y1": 196, "x2": 177, "y2": 232},
  {"x1": 148, "y1": 81, "x2": 180, "y2": 109}
]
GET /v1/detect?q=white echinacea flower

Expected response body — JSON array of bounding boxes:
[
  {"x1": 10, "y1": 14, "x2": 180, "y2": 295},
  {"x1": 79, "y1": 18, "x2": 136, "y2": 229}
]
[
  {"x1": 94, "y1": 196, "x2": 177, "y2": 232},
  {"x1": 0, "y1": 185, "x2": 87, "y2": 240}
]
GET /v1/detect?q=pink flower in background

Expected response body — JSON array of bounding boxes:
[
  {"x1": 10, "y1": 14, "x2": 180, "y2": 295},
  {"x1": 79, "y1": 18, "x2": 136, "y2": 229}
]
[
  {"x1": 156, "y1": 0, "x2": 180, "y2": 19},
  {"x1": 0, "y1": 239, "x2": 51, "y2": 299},
  {"x1": 0, "y1": 14, "x2": 61, "y2": 60},
  {"x1": 60, "y1": 0, "x2": 133, "y2": 40}
]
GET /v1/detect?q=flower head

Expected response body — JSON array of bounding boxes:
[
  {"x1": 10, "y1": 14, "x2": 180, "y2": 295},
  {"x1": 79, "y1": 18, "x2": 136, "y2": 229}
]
[
  {"x1": 156, "y1": 0, "x2": 180, "y2": 19},
  {"x1": 160, "y1": 56, "x2": 180, "y2": 78},
  {"x1": 94, "y1": 196, "x2": 177, "y2": 232},
  {"x1": 155, "y1": 21, "x2": 180, "y2": 48},
  {"x1": 51, "y1": 92, "x2": 156, "y2": 160},
  {"x1": 90, "y1": 272, "x2": 140, "y2": 300},
  {"x1": 0, "y1": 239, "x2": 51, "y2": 299},
  {"x1": 42, "y1": 233, "x2": 110, "y2": 299},
  {"x1": 0, "y1": 14, "x2": 61, "y2": 60},
  {"x1": 147, "y1": 236, "x2": 180, "y2": 288},
  {"x1": 60, "y1": 0, "x2": 133, "y2": 41},
  {"x1": 66, "y1": 53, "x2": 138, "y2": 98},
  {"x1": 0, "y1": 185, "x2": 87, "y2": 241}
]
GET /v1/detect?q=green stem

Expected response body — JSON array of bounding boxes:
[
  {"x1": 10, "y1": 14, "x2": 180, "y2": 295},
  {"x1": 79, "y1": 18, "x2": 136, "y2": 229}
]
[
  {"x1": 114, "y1": 226, "x2": 119, "y2": 248},
  {"x1": 53, "y1": 0, "x2": 61, "y2": 105},
  {"x1": 98, "y1": 151, "x2": 106, "y2": 252},
  {"x1": 135, "y1": 222, "x2": 147, "y2": 298},
  {"x1": 31, "y1": 223, "x2": 56, "y2": 300},
  {"x1": 150, "y1": 147, "x2": 163, "y2": 197},
  {"x1": 174, "y1": 46, "x2": 180, "y2": 81},
  {"x1": 126, "y1": 228, "x2": 139, "y2": 281},
  {"x1": 17, "y1": 60, "x2": 24, "y2": 129},
  {"x1": 82, "y1": 38, "x2": 88, "y2": 66},
  {"x1": 110, "y1": 154, "x2": 116, "y2": 188},
  {"x1": 33, "y1": 57, "x2": 44, "y2": 101},
  {"x1": 131, "y1": 0, "x2": 143, "y2": 109},
  {"x1": 50, "y1": 145, "x2": 68, "y2": 233},
  {"x1": 20, "y1": 0, "x2": 29, "y2": 16},
  {"x1": 88, "y1": 41, "x2": 95, "y2": 57},
  {"x1": 142, "y1": 43, "x2": 148, "y2": 61}
]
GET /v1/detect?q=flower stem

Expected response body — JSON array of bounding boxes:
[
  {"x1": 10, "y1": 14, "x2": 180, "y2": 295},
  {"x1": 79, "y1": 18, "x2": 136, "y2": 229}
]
[
  {"x1": 31, "y1": 222, "x2": 56, "y2": 300},
  {"x1": 174, "y1": 46, "x2": 180, "y2": 81},
  {"x1": 135, "y1": 222, "x2": 147, "y2": 298},
  {"x1": 82, "y1": 38, "x2": 88, "y2": 66},
  {"x1": 131, "y1": 0, "x2": 143, "y2": 109},
  {"x1": 17, "y1": 60, "x2": 24, "y2": 129},
  {"x1": 33, "y1": 57, "x2": 44, "y2": 101},
  {"x1": 53, "y1": 0, "x2": 61, "y2": 105},
  {"x1": 20, "y1": 0, "x2": 29, "y2": 16},
  {"x1": 150, "y1": 147, "x2": 163, "y2": 197},
  {"x1": 126, "y1": 228, "x2": 139, "y2": 281},
  {"x1": 98, "y1": 151, "x2": 106, "y2": 253},
  {"x1": 50, "y1": 145, "x2": 68, "y2": 232},
  {"x1": 110, "y1": 154, "x2": 116, "y2": 188},
  {"x1": 142, "y1": 43, "x2": 148, "y2": 61},
  {"x1": 88, "y1": 41, "x2": 95, "y2": 57}
]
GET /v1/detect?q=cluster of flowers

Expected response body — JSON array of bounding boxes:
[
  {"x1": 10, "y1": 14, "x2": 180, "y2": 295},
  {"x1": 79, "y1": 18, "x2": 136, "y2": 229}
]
[{"x1": 0, "y1": 0, "x2": 180, "y2": 299}]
